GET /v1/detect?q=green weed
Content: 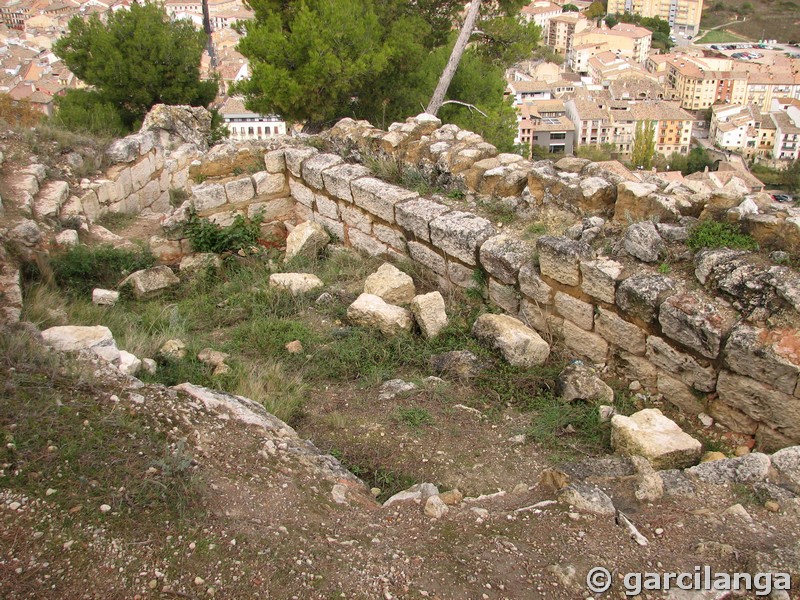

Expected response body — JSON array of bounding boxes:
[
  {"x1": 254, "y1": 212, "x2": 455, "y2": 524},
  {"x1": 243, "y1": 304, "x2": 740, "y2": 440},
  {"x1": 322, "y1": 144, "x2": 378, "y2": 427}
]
[
  {"x1": 393, "y1": 407, "x2": 434, "y2": 429},
  {"x1": 687, "y1": 221, "x2": 758, "y2": 252},
  {"x1": 48, "y1": 244, "x2": 155, "y2": 296}
]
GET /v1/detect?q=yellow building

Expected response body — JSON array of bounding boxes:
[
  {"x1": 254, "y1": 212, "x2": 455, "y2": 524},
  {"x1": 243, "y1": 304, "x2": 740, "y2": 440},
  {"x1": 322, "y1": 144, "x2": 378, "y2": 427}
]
[
  {"x1": 606, "y1": 0, "x2": 704, "y2": 36},
  {"x1": 665, "y1": 55, "x2": 747, "y2": 111}
]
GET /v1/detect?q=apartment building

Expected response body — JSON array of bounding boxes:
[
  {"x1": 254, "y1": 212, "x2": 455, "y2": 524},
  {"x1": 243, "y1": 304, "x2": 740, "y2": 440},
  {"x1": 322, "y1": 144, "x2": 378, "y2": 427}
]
[
  {"x1": 565, "y1": 90, "x2": 694, "y2": 156},
  {"x1": 520, "y1": 0, "x2": 562, "y2": 40},
  {"x1": 770, "y1": 98, "x2": 800, "y2": 163},
  {"x1": 547, "y1": 12, "x2": 589, "y2": 55},
  {"x1": 606, "y1": 0, "x2": 703, "y2": 36},
  {"x1": 516, "y1": 99, "x2": 575, "y2": 155},
  {"x1": 219, "y1": 96, "x2": 286, "y2": 141},
  {"x1": 709, "y1": 104, "x2": 765, "y2": 158},
  {"x1": 568, "y1": 23, "x2": 652, "y2": 73},
  {"x1": 665, "y1": 55, "x2": 748, "y2": 111},
  {"x1": 0, "y1": 0, "x2": 30, "y2": 27}
]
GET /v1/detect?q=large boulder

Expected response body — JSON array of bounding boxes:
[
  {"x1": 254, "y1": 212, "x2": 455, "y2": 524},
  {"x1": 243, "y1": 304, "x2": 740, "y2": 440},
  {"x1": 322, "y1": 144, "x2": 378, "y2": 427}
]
[
  {"x1": 611, "y1": 408, "x2": 702, "y2": 470},
  {"x1": 623, "y1": 221, "x2": 665, "y2": 263},
  {"x1": 472, "y1": 313, "x2": 550, "y2": 368},
  {"x1": 347, "y1": 293, "x2": 413, "y2": 335},
  {"x1": 556, "y1": 362, "x2": 614, "y2": 404},
  {"x1": 284, "y1": 221, "x2": 330, "y2": 262},
  {"x1": 363, "y1": 263, "x2": 416, "y2": 305},
  {"x1": 120, "y1": 266, "x2": 180, "y2": 299},
  {"x1": 41, "y1": 325, "x2": 120, "y2": 365},
  {"x1": 269, "y1": 273, "x2": 324, "y2": 296},
  {"x1": 140, "y1": 104, "x2": 212, "y2": 150},
  {"x1": 410, "y1": 291, "x2": 448, "y2": 339}
]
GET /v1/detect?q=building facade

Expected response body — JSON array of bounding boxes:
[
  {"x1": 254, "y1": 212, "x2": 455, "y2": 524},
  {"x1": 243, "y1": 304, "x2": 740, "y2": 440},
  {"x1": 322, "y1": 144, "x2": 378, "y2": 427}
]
[
  {"x1": 219, "y1": 97, "x2": 287, "y2": 141},
  {"x1": 606, "y1": 0, "x2": 703, "y2": 35}
]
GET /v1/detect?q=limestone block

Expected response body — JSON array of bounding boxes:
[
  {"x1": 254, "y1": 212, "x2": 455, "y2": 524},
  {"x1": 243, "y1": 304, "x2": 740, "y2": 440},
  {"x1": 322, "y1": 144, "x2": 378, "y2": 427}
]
[
  {"x1": 616, "y1": 274, "x2": 676, "y2": 324},
  {"x1": 113, "y1": 167, "x2": 133, "y2": 199},
  {"x1": 283, "y1": 147, "x2": 318, "y2": 178},
  {"x1": 247, "y1": 198, "x2": 294, "y2": 222},
  {"x1": 708, "y1": 398, "x2": 758, "y2": 435},
  {"x1": 478, "y1": 234, "x2": 532, "y2": 285},
  {"x1": 352, "y1": 177, "x2": 418, "y2": 223},
  {"x1": 595, "y1": 308, "x2": 646, "y2": 356},
  {"x1": 430, "y1": 211, "x2": 495, "y2": 266},
  {"x1": 446, "y1": 261, "x2": 476, "y2": 289},
  {"x1": 191, "y1": 182, "x2": 227, "y2": 212},
  {"x1": 252, "y1": 171, "x2": 286, "y2": 196},
  {"x1": 561, "y1": 319, "x2": 608, "y2": 364},
  {"x1": 656, "y1": 372, "x2": 705, "y2": 415},
  {"x1": 348, "y1": 229, "x2": 388, "y2": 257},
  {"x1": 208, "y1": 210, "x2": 241, "y2": 227},
  {"x1": 407, "y1": 241, "x2": 446, "y2": 275},
  {"x1": 269, "y1": 273, "x2": 324, "y2": 296},
  {"x1": 106, "y1": 136, "x2": 140, "y2": 163},
  {"x1": 520, "y1": 299, "x2": 562, "y2": 338},
  {"x1": 373, "y1": 223, "x2": 406, "y2": 251},
  {"x1": 224, "y1": 176, "x2": 255, "y2": 203},
  {"x1": 659, "y1": 292, "x2": 736, "y2": 359},
  {"x1": 488, "y1": 278, "x2": 519, "y2": 314},
  {"x1": 321, "y1": 163, "x2": 371, "y2": 202},
  {"x1": 395, "y1": 198, "x2": 450, "y2": 242},
  {"x1": 285, "y1": 221, "x2": 330, "y2": 262},
  {"x1": 716, "y1": 371, "x2": 800, "y2": 441},
  {"x1": 264, "y1": 149, "x2": 286, "y2": 173},
  {"x1": 646, "y1": 336, "x2": 716, "y2": 392},
  {"x1": 472, "y1": 313, "x2": 550, "y2": 368},
  {"x1": 120, "y1": 266, "x2": 180, "y2": 299},
  {"x1": 42, "y1": 325, "x2": 120, "y2": 364},
  {"x1": 139, "y1": 179, "x2": 161, "y2": 209},
  {"x1": 347, "y1": 293, "x2": 413, "y2": 335},
  {"x1": 554, "y1": 292, "x2": 593, "y2": 331},
  {"x1": 179, "y1": 253, "x2": 222, "y2": 273},
  {"x1": 315, "y1": 193, "x2": 339, "y2": 220},
  {"x1": 302, "y1": 153, "x2": 343, "y2": 189},
  {"x1": 92, "y1": 288, "x2": 119, "y2": 306},
  {"x1": 536, "y1": 236, "x2": 592, "y2": 287},
  {"x1": 613, "y1": 351, "x2": 658, "y2": 389},
  {"x1": 363, "y1": 263, "x2": 416, "y2": 305},
  {"x1": 623, "y1": 220, "x2": 665, "y2": 263},
  {"x1": 411, "y1": 291, "x2": 448, "y2": 338},
  {"x1": 580, "y1": 257, "x2": 624, "y2": 304},
  {"x1": 118, "y1": 350, "x2": 141, "y2": 376},
  {"x1": 519, "y1": 262, "x2": 553, "y2": 304},
  {"x1": 149, "y1": 236, "x2": 183, "y2": 263},
  {"x1": 34, "y1": 180, "x2": 69, "y2": 220},
  {"x1": 130, "y1": 155, "x2": 154, "y2": 190},
  {"x1": 339, "y1": 203, "x2": 372, "y2": 235},
  {"x1": 611, "y1": 408, "x2": 702, "y2": 469},
  {"x1": 81, "y1": 190, "x2": 101, "y2": 221},
  {"x1": 723, "y1": 324, "x2": 799, "y2": 395},
  {"x1": 557, "y1": 362, "x2": 614, "y2": 403},
  {"x1": 289, "y1": 178, "x2": 315, "y2": 207}
]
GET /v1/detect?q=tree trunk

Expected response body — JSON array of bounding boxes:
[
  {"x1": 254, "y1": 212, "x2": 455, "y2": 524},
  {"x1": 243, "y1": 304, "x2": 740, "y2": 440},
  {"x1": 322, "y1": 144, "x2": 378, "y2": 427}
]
[{"x1": 425, "y1": 0, "x2": 482, "y2": 116}]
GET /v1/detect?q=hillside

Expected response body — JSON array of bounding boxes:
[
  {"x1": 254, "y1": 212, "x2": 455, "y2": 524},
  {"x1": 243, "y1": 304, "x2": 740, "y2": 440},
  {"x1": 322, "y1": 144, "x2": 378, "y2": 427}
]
[{"x1": 701, "y1": 0, "x2": 800, "y2": 42}]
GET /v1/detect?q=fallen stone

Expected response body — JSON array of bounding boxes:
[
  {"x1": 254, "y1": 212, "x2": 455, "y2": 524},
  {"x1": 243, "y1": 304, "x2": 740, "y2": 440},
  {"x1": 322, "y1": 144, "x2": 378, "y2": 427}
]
[
  {"x1": 284, "y1": 221, "x2": 330, "y2": 262},
  {"x1": 379, "y1": 379, "x2": 417, "y2": 401},
  {"x1": 630, "y1": 455, "x2": 664, "y2": 503},
  {"x1": 556, "y1": 362, "x2": 614, "y2": 404},
  {"x1": 557, "y1": 484, "x2": 615, "y2": 516},
  {"x1": 285, "y1": 340, "x2": 303, "y2": 354},
  {"x1": 429, "y1": 350, "x2": 487, "y2": 380},
  {"x1": 197, "y1": 348, "x2": 229, "y2": 367},
  {"x1": 363, "y1": 263, "x2": 416, "y2": 305},
  {"x1": 623, "y1": 221, "x2": 665, "y2": 263},
  {"x1": 118, "y1": 350, "x2": 141, "y2": 376},
  {"x1": 771, "y1": 446, "x2": 800, "y2": 489},
  {"x1": 141, "y1": 358, "x2": 157, "y2": 375},
  {"x1": 160, "y1": 339, "x2": 187, "y2": 360},
  {"x1": 92, "y1": 288, "x2": 119, "y2": 306},
  {"x1": 347, "y1": 293, "x2": 413, "y2": 335},
  {"x1": 472, "y1": 313, "x2": 550, "y2": 368},
  {"x1": 410, "y1": 291, "x2": 448, "y2": 339},
  {"x1": 383, "y1": 482, "x2": 439, "y2": 507},
  {"x1": 55, "y1": 229, "x2": 79, "y2": 248},
  {"x1": 41, "y1": 325, "x2": 120, "y2": 365},
  {"x1": 611, "y1": 408, "x2": 702, "y2": 469},
  {"x1": 424, "y1": 495, "x2": 449, "y2": 518},
  {"x1": 439, "y1": 489, "x2": 463, "y2": 505},
  {"x1": 179, "y1": 253, "x2": 222, "y2": 273},
  {"x1": 120, "y1": 266, "x2": 180, "y2": 300},
  {"x1": 269, "y1": 272, "x2": 324, "y2": 296},
  {"x1": 686, "y1": 452, "x2": 772, "y2": 485}
]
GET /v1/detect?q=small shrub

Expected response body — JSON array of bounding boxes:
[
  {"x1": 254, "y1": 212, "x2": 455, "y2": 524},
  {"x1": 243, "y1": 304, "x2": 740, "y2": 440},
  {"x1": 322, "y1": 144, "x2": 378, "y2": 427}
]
[
  {"x1": 687, "y1": 221, "x2": 758, "y2": 251},
  {"x1": 50, "y1": 244, "x2": 154, "y2": 296},
  {"x1": 169, "y1": 188, "x2": 189, "y2": 207},
  {"x1": 184, "y1": 208, "x2": 263, "y2": 254},
  {"x1": 393, "y1": 407, "x2": 433, "y2": 429},
  {"x1": 657, "y1": 262, "x2": 671, "y2": 274},
  {"x1": 96, "y1": 211, "x2": 136, "y2": 231}
]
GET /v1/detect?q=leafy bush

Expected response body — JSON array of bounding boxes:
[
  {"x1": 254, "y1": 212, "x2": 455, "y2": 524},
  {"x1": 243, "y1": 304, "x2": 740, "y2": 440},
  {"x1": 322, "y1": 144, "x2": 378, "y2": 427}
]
[
  {"x1": 50, "y1": 244, "x2": 155, "y2": 296},
  {"x1": 687, "y1": 221, "x2": 758, "y2": 251},
  {"x1": 51, "y1": 89, "x2": 127, "y2": 137},
  {"x1": 184, "y1": 209, "x2": 263, "y2": 254}
]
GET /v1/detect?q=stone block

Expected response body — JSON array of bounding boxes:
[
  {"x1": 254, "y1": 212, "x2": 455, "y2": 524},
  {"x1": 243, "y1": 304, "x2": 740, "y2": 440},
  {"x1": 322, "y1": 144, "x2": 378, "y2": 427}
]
[
  {"x1": 322, "y1": 163, "x2": 371, "y2": 202},
  {"x1": 616, "y1": 274, "x2": 676, "y2": 324},
  {"x1": 411, "y1": 291, "x2": 448, "y2": 339},
  {"x1": 252, "y1": 171, "x2": 286, "y2": 196},
  {"x1": 561, "y1": 319, "x2": 608, "y2": 364},
  {"x1": 120, "y1": 266, "x2": 179, "y2": 299},
  {"x1": 373, "y1": 223, "x2": 406, "y2": 251},
  {"x1": 479, "y1": 234, "x2": 532, "y2": 285},
  {"x1": 312, "y1": 213, "x2": 345, "y2": 242},
  {"x1": 446, "y1": 261, "x2": 476, "y2": 289},
  {"x1": 264, "y1": 149, "x2": 286, "y2": 173},
  {"x1": 289, "y1": 178, "x2": 315, "y2": 207},
  {"x1": 657, "y1": 373, "x2": 706, "y2": 415},
  {"x1": 520, "y1": 299, "x2": 562, "y2": 338},
  {"x1": 191, "y1": 182, "x2": 227, "y2": 212},
  {"x1": 408, "y1": 241, "x2": 446, "y2": 275},
  {"x1": 247, "y1": 198, "x2": 294, "y2": 222},
  {"x1": 363, "y1": 263, "x2": 416, "y2": 305},
  {"x1": 519, "y1": 262, "x2": 553, "y2": 304},
  {"x1": 302, "y1": 153, "x2": 343, "y2": 189},
  {"x1": 595, "y1": 308, "x2": 646, "y2": 356},
  {"x1": 224, "y1": 176, "x2": 255, "y2": 203},
  {"x1": 613, "y1": 351, "x2": 658, "y2": 389},
  {"x1": 580, "y1": 257, "x2": 624, "y2": 304},
  {"x1": 352, "y1": 177, "x2": 418, "y2": 223},
  {"x1": 536, "y1": 236, "x2": 592, "y2": 287},
  {"x1": 130, "y1": 155, "x2": 154, "y2": 190},
  {"x1": 341, "y1": 203, "x2": 372, "y2": 234},
  {"x1": 284, "y1": 147, "x2": 318, "y2": 178},
  {"x1": 723, "y1": 324, "x2": 799, "y2": 396},
  {"x1": 348, "y1": 229, "x2": 388, "y2": 257},
  {"x1": 347, "y1": 293, "x2": 412, "y2": 335},
  {"x1": 315, "y1": 193, "x2": 339, "y2": 220},
  {"x1": 395, "y1": 198, "x2": 450, "y2": 242},
  {"x1": 488, "y1": 278, "x2": 519, "y2": 314},
  {"x1": 285, "y1": 221, "x2": 330, "y2": 261},
  {"x1": 611, "y1": 408, "x2": 702, "y2": 470},
  {"x1": 430, "y1": 211, "x2": 495, "y2": 266},
  {"x1": 708, "y1": 397, "x2": 758, "y2": 435},
  {"x1": 554, "y1": 292, "x2": 593, "y2": 331},
  {"x1": 472, "y1": 313, "x2": 550, "y2": 368},
  {"x1": 659, "y1": 292, "x2": 736, "y2": 359},
  {"x1": 646, "y1": 336, "x2": 716, "y2": 392},
  {"x1": 717, "y1": 370, "x2": 800, "y2": 441}
]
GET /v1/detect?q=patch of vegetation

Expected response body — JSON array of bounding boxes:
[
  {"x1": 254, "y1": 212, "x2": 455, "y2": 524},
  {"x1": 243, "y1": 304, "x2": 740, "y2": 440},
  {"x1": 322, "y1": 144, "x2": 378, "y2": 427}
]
[
  {"x1": 696, "y1": 30, "x2": 750, "y2": 44},
  {"x1": 686, "y1": 221, "x2": 758, "y2": 251},
  {"x1": 523, "y1": 222, "x2": 548, "y2": 239},
  {"x1": 184, "y1": 208, "x2": 264, "y2": 254},
  {"x1": 364, "y1": 154, "x2": 443, "y2": 196},
  {"x1": 477, "y1": 199, "x2": 515, "y2": 225},
  {"x1": 169, "y1": 187, "x2": 189, "y2": 207},
  {"x1": 95, "y1": 211, "x2": 137, "y2": 232},
  {"x1": 328, "y1": 447, "x2": 418, "y2": 503},
  {"x1": 393, "y1": 407, "x2": 434, "y2": 429},
  {"x1": 48, "y1": 244, "x2": 155, "y2": 296}
]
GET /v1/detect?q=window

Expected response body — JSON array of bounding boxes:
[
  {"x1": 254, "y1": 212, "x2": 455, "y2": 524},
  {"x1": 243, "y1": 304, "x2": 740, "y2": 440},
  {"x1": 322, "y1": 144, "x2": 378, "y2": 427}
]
[
  {"x1": 549, "y1": 144, "x2": 565, "y2": 153},
  {"x1": 551, "y1": 132, "x2": 566, "y2": 140}
]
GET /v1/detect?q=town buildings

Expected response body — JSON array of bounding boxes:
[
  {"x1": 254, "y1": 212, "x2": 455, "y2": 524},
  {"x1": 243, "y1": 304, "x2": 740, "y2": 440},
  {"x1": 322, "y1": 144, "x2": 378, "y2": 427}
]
[
  {"x1": 219, "y1": 96, "x2": 286, "y2": 141},
  {"x1": 605, "y1": 0, "x2": 704, "y2": 36}
]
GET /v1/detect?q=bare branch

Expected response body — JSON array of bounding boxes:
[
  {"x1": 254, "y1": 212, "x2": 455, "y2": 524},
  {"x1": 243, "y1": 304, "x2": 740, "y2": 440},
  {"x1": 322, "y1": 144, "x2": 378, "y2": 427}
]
[{"x1": 439, "y1": 100, "x2": 489, "y2": 118}]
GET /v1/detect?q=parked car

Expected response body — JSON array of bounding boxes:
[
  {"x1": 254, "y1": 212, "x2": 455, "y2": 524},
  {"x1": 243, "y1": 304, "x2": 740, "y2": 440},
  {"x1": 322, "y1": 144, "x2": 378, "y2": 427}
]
[{"x1": 771, "y1": 193, "x2": 793, "y2": 203}]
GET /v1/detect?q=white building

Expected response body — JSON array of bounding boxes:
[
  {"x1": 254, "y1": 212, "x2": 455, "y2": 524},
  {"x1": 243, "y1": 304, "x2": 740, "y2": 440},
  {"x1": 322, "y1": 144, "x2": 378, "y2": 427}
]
[
  {"x1": 219, "y1": 96, "x2": 286, "y2": 140},
  {"x1": 520, "y1": 0, "x2": 563, "y2": 40}
]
